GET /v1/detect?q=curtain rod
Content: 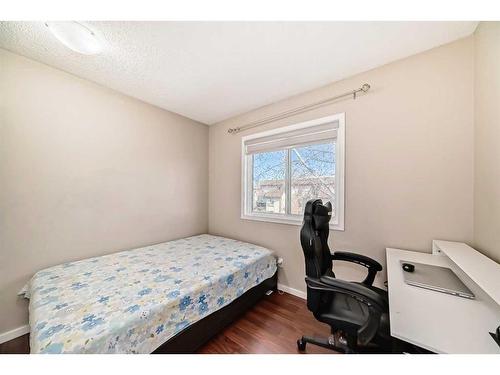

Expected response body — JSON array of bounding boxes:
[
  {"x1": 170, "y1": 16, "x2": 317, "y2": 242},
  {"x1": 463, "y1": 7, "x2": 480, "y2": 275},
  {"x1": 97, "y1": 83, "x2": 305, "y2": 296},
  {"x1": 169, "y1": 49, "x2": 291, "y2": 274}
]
[{"x1": 227, "y1": 83, "x2": 371, "y2": 134}]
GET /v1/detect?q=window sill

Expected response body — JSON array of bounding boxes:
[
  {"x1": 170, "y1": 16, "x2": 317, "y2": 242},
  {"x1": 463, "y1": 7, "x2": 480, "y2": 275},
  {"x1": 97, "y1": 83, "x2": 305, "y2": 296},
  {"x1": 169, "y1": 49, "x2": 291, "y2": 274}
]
[{"x1": 240, "y1": 213, "x2": 344, "y2": 231}]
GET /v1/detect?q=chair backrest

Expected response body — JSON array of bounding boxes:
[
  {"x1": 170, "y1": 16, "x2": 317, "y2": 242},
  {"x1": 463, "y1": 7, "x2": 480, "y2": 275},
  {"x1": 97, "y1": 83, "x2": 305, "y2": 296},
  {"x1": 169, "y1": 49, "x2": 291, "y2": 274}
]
[
  {"x1": 300, "y1": 199, "x2": 334, "y2": 312},
  {"x1": 300, "y1": 199, "x2": 333, "y2": 278}
]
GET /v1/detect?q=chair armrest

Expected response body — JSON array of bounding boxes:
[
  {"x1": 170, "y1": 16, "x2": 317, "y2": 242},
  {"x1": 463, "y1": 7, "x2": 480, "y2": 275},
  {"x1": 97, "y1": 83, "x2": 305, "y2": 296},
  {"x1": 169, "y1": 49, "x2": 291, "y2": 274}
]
[
  {"x1": 331, "y1": 251, "x2": 382, "y2": 270},
  {"x1": 331, "y1": 251, "x2": 382, "y2": 286},
  {"x1": 305, "y1": 276, "x2": 387, "y2": 345}
]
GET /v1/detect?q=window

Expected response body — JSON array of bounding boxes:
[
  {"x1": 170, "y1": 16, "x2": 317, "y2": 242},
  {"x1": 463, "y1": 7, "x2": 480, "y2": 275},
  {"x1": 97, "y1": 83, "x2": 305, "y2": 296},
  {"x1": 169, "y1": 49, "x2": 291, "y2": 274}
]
[{"x1": 241, "y1": 113, "x2": 345, "y2": 230}]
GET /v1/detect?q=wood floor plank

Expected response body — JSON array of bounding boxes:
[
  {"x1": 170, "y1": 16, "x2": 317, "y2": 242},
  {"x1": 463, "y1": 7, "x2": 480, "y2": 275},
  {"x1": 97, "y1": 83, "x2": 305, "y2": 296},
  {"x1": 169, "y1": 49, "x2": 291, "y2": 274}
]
[{"x1": 198, "y1": 292, "x2": 336, "y2": 354}]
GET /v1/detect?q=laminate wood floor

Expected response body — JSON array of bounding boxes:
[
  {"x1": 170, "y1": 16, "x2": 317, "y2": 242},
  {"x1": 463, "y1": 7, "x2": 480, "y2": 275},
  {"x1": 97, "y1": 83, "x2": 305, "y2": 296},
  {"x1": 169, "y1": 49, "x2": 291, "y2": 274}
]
[{"x1": 0, "y1": 292, "x2": 336, "y2": 354}]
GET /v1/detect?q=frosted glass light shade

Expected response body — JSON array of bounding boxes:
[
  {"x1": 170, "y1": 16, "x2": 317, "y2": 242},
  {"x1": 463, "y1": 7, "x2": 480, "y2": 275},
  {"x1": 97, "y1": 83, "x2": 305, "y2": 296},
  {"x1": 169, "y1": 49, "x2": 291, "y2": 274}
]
[{"x1": 45, "y1": 21, "x2": 103, "y2": 55}]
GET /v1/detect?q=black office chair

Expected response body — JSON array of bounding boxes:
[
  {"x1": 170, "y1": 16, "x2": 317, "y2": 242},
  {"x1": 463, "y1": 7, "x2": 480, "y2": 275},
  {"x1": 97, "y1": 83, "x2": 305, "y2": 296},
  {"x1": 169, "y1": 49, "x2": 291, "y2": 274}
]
[{"x1": 297, "y1": 199, "x2": 393, "y2": 353}]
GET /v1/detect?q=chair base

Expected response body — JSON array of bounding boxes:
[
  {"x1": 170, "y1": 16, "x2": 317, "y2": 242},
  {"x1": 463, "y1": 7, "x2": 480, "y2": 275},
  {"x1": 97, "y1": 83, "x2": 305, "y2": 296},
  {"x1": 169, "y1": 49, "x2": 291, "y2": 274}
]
[
  {"x1": 297, "y1": 333, "x2": 430, "y2": 354},
  {"x1": 297, "y1": 332, "x2": 356, "y2": 353}
]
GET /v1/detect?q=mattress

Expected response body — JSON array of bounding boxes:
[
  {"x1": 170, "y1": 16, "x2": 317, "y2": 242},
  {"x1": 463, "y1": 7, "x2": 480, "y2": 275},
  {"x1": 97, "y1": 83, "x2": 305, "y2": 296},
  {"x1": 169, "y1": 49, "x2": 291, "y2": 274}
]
[{"x1": 21, "y1": 234, "x2": 277, "y2": 353}]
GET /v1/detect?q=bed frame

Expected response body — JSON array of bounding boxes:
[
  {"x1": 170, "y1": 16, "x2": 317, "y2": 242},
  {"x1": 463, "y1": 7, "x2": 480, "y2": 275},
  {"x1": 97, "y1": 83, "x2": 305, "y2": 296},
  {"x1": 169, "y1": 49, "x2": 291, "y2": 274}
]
[{"x1": 152, "y1": 271, "x2": 278, "y2": 353}]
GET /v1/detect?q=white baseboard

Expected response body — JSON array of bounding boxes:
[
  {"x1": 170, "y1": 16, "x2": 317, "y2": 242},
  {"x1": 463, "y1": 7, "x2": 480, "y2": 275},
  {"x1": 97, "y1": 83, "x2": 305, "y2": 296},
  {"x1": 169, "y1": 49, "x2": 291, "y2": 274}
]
[
  {"x1": 0, "y1": 325, "x2": 30, "y2": 344},
  {"x1": 277, "y1": 283, "x2": 306, "y2": 299}
]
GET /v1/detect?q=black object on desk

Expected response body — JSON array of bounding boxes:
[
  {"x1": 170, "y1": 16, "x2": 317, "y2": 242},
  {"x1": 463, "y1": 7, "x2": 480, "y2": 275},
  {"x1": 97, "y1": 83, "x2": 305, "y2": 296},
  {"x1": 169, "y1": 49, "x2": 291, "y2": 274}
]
[
  {"x1": 490, "y1": 325, "x2": 500, "y2": 348},
  {"x1": 402, "y1": 263, "x2": 415, "y2": 272}
]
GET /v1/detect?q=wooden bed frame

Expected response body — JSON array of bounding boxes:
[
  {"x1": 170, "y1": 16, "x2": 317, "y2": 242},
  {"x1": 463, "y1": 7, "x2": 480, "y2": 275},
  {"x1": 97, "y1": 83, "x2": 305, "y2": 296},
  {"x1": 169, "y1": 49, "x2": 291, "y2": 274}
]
[{"x1": 153, "y1": 271, "x2": 278, "y2": 353}]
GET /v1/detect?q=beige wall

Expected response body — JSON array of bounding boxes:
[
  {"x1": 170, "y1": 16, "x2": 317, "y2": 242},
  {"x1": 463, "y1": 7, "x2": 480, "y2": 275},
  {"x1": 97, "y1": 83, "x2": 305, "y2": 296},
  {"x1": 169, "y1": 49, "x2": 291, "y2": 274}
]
[
  {"x1": 473, "y1": 22, "x2": 500, "y2": 263},
  {"x1": 0, "y1": 49, "x2": 209, "y2": 333},
  {"x1": 209, "y1": 37, "x2": 475, "y2": 292}
]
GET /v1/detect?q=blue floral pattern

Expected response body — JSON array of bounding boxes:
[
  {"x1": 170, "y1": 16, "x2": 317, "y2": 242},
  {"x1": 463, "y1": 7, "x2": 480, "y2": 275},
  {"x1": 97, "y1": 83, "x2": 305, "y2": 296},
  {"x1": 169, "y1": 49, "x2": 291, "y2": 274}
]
[{"x1": 21, "y1": 234, "x2": 276, "y2": 353}]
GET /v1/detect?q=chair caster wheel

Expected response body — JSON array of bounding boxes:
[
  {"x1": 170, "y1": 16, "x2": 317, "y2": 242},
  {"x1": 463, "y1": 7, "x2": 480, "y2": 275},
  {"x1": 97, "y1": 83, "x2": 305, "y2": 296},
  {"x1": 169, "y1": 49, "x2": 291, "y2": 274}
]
[{"x1": 297, "y1": 338, "x2": 306, "y2": 351}]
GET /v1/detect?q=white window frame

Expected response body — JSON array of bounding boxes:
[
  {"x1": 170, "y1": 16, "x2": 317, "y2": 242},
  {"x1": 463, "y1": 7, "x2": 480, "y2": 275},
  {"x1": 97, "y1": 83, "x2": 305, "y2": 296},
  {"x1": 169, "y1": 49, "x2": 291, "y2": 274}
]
[{"x1": 241, "y1": 113, "x2": 345, "y2": 231}]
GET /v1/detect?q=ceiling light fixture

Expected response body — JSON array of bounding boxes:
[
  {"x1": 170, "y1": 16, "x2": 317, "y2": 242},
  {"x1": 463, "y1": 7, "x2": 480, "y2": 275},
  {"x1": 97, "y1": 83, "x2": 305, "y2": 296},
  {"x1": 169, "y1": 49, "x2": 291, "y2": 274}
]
[{"x1": 45, "y1": 21, "x2": 103, "y2": 55}]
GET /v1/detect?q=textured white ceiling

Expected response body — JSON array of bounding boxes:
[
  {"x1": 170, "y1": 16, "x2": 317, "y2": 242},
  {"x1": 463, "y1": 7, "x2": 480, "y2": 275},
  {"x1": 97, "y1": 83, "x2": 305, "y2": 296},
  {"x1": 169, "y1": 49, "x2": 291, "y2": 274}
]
[{"x1": 0, "y1": 21, "x2": 477, "y2": 124}]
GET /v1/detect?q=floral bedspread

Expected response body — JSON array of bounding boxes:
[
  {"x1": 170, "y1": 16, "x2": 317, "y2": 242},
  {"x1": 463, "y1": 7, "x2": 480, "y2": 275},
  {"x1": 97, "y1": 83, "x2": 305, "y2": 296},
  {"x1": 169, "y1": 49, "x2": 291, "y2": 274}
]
[{"x1": 21, "y1": 234, "x2": 277, "y2": 353}]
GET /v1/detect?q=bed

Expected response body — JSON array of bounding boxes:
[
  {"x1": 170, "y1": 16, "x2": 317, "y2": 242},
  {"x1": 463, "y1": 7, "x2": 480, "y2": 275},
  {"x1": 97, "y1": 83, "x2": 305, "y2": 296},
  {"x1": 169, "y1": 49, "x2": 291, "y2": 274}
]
[{"x1": 20, "y1": 234, "x2": 277, "y2": 354}]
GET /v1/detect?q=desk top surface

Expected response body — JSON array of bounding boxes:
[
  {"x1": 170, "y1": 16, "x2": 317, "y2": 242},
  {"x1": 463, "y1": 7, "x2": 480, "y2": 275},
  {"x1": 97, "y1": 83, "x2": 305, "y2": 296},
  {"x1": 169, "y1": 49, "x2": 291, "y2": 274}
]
[{"x1": 386, "y1": 248, "x2": 500, "y2": 354}]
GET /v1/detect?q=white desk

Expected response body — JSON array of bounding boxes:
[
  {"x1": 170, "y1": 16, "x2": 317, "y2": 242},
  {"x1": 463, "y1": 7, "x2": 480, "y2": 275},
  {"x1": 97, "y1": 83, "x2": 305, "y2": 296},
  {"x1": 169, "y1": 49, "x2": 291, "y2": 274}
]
[{"x1": 386, "y1": 242, "x2": 500, "y2": 354}]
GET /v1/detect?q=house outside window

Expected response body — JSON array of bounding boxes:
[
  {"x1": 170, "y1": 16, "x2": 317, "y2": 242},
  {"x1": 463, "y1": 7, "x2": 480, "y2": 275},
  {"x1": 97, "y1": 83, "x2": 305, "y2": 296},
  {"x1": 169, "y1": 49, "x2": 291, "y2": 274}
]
[{"x1": 241, "y1": 113, "x2": 345, "y2": 230}]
